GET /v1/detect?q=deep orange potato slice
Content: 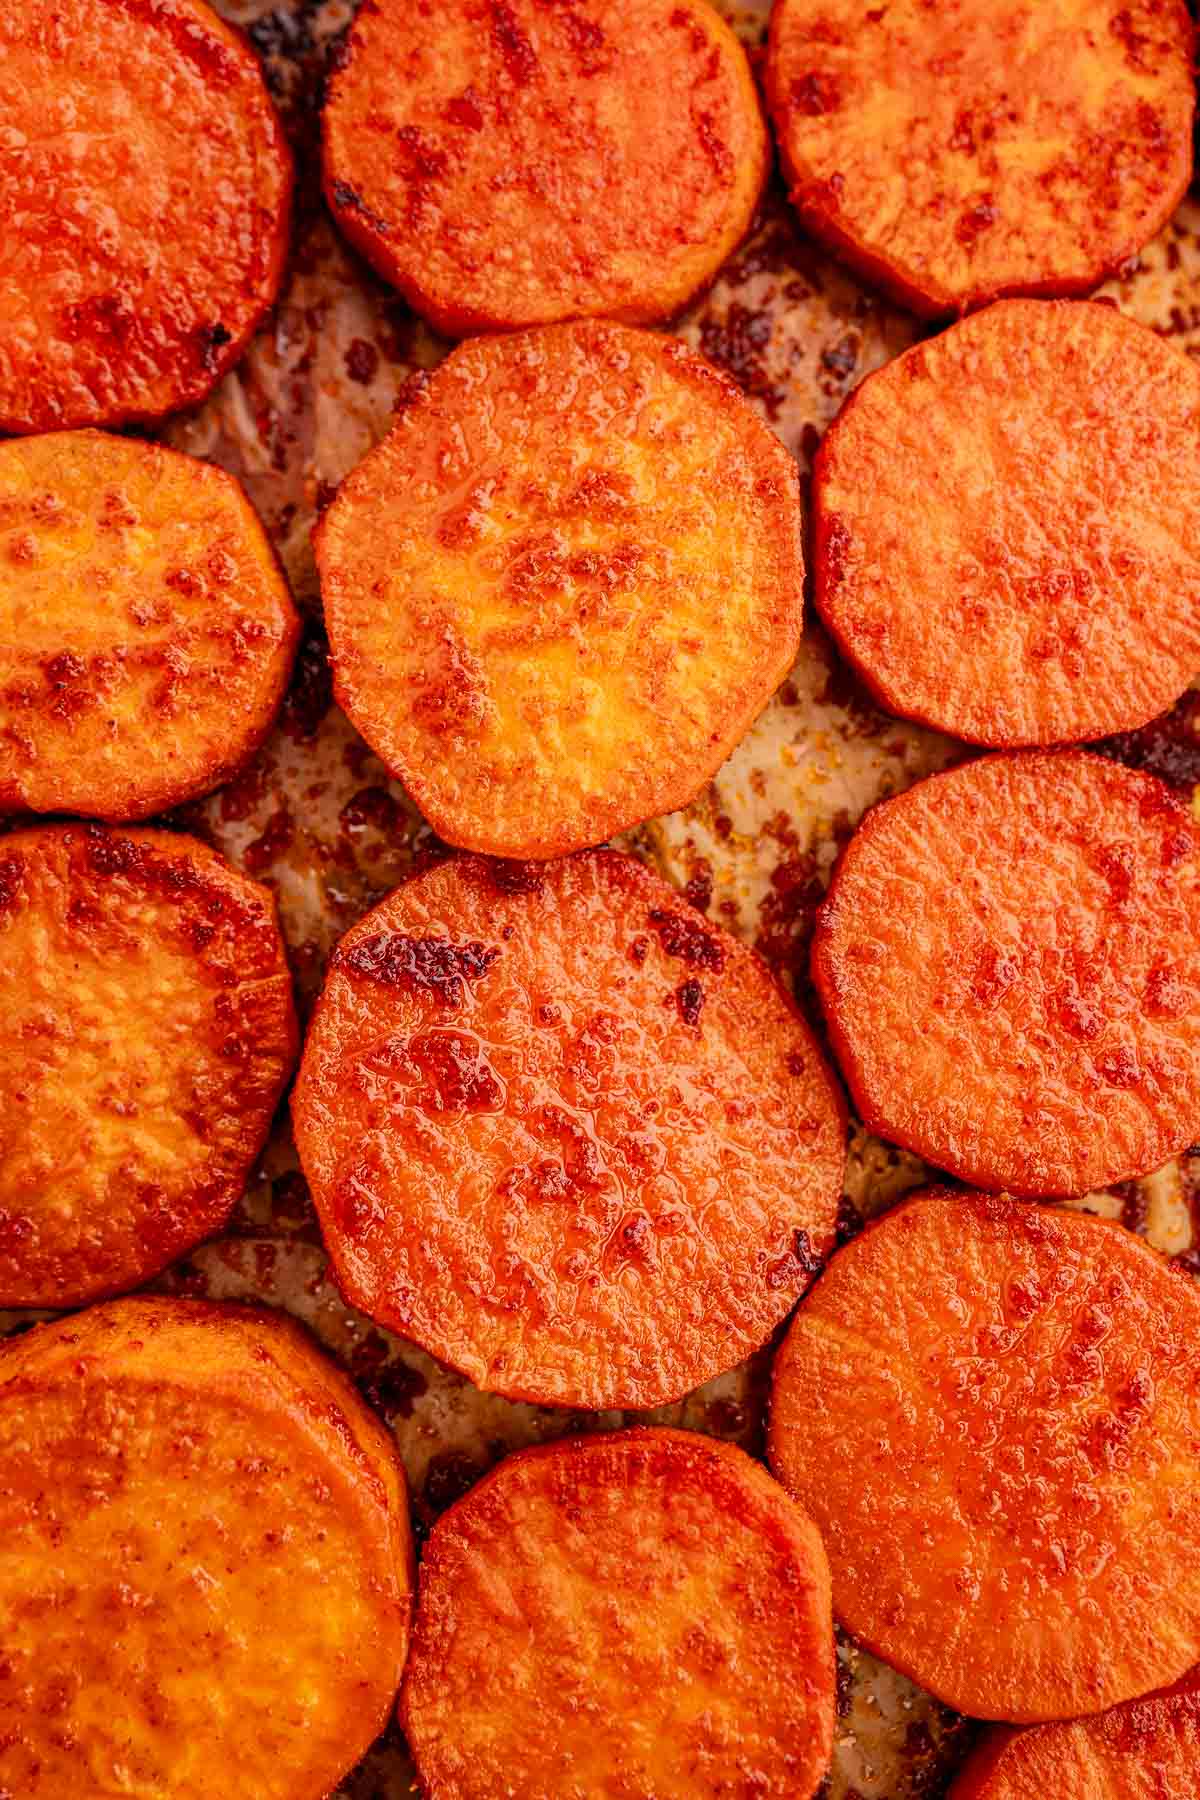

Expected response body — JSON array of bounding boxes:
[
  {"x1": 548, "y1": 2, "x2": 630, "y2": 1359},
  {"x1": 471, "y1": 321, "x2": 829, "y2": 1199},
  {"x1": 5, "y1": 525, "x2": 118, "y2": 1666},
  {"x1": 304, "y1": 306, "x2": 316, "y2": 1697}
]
[
  {"x1": 321, "y1": 0, "x2": 767, "y2": 334},
  {"x1": 812, "y1": 750, "x2": 1200, "y2": 1197},
  {"x1": 402, "y1": 1427, "x2": 834, "y2": 1799},
  {"x1": 0, "y1": 1297, "x2": 412, "y2": 1798},
  {"x1": 765, "y1": 0, "x2": 1194, "y2": 317},
  {"x1": 813, "y1": 301, "x2": 1200, "y2": 746},
  {"x1": 0, "y1": 823, "x2": 297, "y2": 1307},
  {"x1": 0, "y1": 0, "x2": 292, "y2": 434},
  {"x1": 769, "y1": 1191, "x2": 1200, "y2": 1722},
  {"x1": 316, "y1": 321, "x2": 803, "y2": 859},
  {"x1": 951, "y1": 1666, "x2": 1200, "y2": 1799},
  {"x1": 292, "y1": 849, "x2": 845, "y2": 1408},
  {"x1": 0, "y1": 431, "x2": 299, "y2": 820}
]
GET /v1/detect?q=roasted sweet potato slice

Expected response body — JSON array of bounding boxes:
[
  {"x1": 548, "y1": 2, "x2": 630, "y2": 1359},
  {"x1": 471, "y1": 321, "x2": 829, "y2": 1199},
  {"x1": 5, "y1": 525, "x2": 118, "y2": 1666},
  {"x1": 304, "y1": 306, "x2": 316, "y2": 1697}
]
[
  {"x1": 769, "y1": 1191, "x2": 1200, "y2": 1722},
  {"x1": 0, "y1": 823, "x2": 297, "y2": 1306},
  {"x1": 812, "y1": 750, "x2": 1200, "y2": 1196},
  {"x1": 292, "y1": 849, "x2": 845, "y2": 1408},
  {"x1": 322, "y1": 0, "x2": 767, "y2": 334},
  {"x1": 0, "y1": 1297, "x2": 412, "y2": 1798},
  {"x1": 765, "y1": 0, "x2": 1194, "y2": 317},
  {"x1": 951, "y1": 1666, "x2": 1200, "y2": 1798},
  {"x1": 0, "y1": 431, "x2": 299, "y2": 820},
  {"x1": 0, "y1": 0, "x2": 292, "y2": 434},
  {"x1": 813, "y1": 301, "x2": 1200, "y2": 747},
  {"x1": 402, "y1": 1427, "x2": 834, "y2": 1798},
  {"x1": 316, "y1": 321, "x2": 803, "y2": 859}
]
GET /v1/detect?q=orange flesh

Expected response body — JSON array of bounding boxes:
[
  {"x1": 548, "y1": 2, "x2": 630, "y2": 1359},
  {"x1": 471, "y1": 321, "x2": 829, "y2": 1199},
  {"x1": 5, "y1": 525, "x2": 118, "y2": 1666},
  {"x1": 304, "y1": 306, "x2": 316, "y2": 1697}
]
[
  {"x1": 813, "y1": 301, "x2": 1200, "y2": 747},
  {"x1": 322, "y1": 0, "x2": 767, "y2": 333},
  {"x1": 292, "y1": 850, "x2": 845, "y2": 1408},
  {"x1": 769, "y1": 1192, "x2": 1200, "y2": 1722},
  {"x1": 812, "y1": 750, "x2": 1200, "y2": 1197},
  {"x1": 402, "y1": 1428, "x2": 835, "y2": 1799}
]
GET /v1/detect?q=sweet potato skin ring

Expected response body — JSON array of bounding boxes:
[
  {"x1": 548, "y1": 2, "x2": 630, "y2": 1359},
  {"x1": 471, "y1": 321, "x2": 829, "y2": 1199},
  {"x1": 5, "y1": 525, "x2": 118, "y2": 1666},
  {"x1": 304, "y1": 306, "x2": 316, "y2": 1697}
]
[
  {"x1": 292, "y1": 848, "x2": 846, "y2": 1409},
  {"x1": 0, "y1": 1297, "x2": 413, "y2": 1798},
  {"x1": 321, "y1": 0, "x2": 767, "y2": 335},
  {"x1": 401, "y1": 1427, "x2": 835, "y2": 1799},
  {"x1": 0, "y1": 0, "x2": 293, "y2": 434}
]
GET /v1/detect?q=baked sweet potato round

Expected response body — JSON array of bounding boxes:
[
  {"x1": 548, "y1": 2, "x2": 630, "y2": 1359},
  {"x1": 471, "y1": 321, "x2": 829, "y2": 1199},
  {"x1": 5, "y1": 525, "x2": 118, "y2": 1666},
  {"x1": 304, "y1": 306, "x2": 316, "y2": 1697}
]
[
  {"x1": 0, "y1": 0, "x2": 293, "y2": 434},
  {"x1": 0, "y1": 1297, "x2": 412, "y2": 1798},
  {"x1": 765, "y1": 0, "x2": 1194, "y2": 317},
  {"x1": 769, "y1": 1191, "x2": 1200, "y2": 1722},
  {"x1": 812, "y1": 750, "x2": 1200, "y2": 1197},
  {"x1": 402, "y1": 1427, "x2": 834, "y2": 1798},
  {"x1": 321, "y1": 0, "x2": 767, "y2": 334},
  {"x1": 292, "y1": 849, "x2": 845, "y2": 1408},
  {"x1": 0, "y1": 823, "x2": 297, "y2": 1307},
  {"x1": 951, "y1": 1666, "x2": 1200, "y2": 1798},
  {"x1": 0, "y1": 430, "x2": 299, "y2": 820},
  {"x1": 813, "y1": 301, "x2": 1200, "y2": 746},
  {"x1": 316, "y1": 321, "x2": 803, "y2": 859}
]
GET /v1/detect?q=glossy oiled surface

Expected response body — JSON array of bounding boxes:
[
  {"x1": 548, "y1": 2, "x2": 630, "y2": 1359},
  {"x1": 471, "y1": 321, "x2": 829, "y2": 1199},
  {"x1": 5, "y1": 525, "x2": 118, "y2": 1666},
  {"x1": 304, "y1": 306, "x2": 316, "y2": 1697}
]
[
  {"x1": 813, "y1": 751, "x2": 1200, "y2": 1196},
  {"x1": 293, "y1": 850, "x2": 844, "y2": 1407},
  {"x1": 769, "y1": 1194, "x2": 1200, "y2": 1722},
  {"x1": 0, "y1": 1298, "x2": 412, "y2": 1797},
  {"x1": 766, "y1": 0, "x2": 1193, "y2": 315},
  {"x1": 814, "y1": 302, "x2": 1200, "y2": 745},
  {"x1": 0, "y1": 431, "x2": 299, "y2": 819},
  {"x1": 322, "y1": 0, "x2": 766, "y2": 333},
  {"x1": 402, "y1": 1428, "x2": 834, "y2": 1798},
  {"x1": 317, "y1": 322, "x2": 804, "y2": 858},
  {"x1": 0, "y1": 0, "x2": 292, "y2": 433},
  {"x1": 0, "y1": 824, "x2": 297, "y2": 1306}
]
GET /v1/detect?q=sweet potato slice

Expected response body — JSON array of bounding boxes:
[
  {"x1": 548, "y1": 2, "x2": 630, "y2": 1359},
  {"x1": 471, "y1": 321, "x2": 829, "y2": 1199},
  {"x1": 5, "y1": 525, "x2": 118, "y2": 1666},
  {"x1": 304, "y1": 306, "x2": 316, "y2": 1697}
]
[
  {"x1": 0, "y1": 1296, "x2": 412, "y2": 1798},
  {"x1": 316, "y1": 321, "x2": 803, "y2": 859},
  {"x1": 812, "y1": 301, "x2": 1200, "y2": 746},
  {"x1": 765, "y1": 0, "x2": 1194, "y2": 317},
  {"x1": 812, "y1": 750, "x2": 1200, "y2": 1196},
  {"x1": 402, "y1": 1427, "x2": 834, "y2": 1798},
  {"x1": 951, "y1": 1666, "x2": 1200, "y2": 1799},
  {"x1": 0, "y1": 431, "x2": 299, "y2": 820},
  {"x1": 321, "y1": 0, "x2": 767, "y2": 334},
  {"x1": 0, "y1": 0, "x2": 292, "y2": 434},
  {"x1": 769, "y1": 1191, "x2": 1200, "y2": 1722},
  {"x1": 292, "y1": 849, "x2": 845, "y2": 1408},
  {"x1": 0, "y1": 823, "x2": 297, "y2": 1306}
]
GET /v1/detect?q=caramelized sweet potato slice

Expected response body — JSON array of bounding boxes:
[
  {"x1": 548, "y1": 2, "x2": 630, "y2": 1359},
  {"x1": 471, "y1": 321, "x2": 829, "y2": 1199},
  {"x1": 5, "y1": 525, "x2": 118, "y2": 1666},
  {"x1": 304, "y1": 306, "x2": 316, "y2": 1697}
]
[
  {"x1": 402, "y1": 1427, "x2": 834, "y2": 1798},
  {"x1": 0, "y1": 431, "x2": 299, "y2": 820},
  {"x1": 0, "y1": 1297, "x2": 412, "y2": 1798},
  {"x1": 322, "y1": 0, "x2": 766, "y2": 334},
  {"x1": 769, "y1": 1192, "x2": 1200, "y2": 1722},
  {"x1": 813, "y1": 301, "x2": 1200, "y2": 747},
  {"x1": 0, "y1": 0, "x2": 292, "y2": 433},
  {"x1": 316, "y1": 321, "x2": 803, "y2": 859},
  {"x1": 0, "y1": 823, "x2": 297, "y2": 1306},
  {"x1": 765, "y1": 0, "x2": 1193, "y2": 317},
  {"x1": 812, "y1": 750, "x2": 1200, "y2": 1196},
  {"x1": 292, "y1": 849, "x2": 845, "y2": 1408}
]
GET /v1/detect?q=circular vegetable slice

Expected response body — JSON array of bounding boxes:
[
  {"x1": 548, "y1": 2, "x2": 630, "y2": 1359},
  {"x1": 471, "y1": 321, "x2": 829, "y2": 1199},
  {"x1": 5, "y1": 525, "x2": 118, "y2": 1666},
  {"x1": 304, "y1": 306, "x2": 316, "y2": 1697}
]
[
  {"x1": 769, "y1": 1191, "x2": 1200, "y2": 1722},
  {"x1": 0, "y1": 0, "x2": 292, "y2": 434},
  {"x1": 0, "y1": 1297, "x2": 412, "y2": 1798},
  {"x1": 812, "y1": 301, "x2": 1200, "y2": 747},
  {"x1": 812, "y1": 750, "x2": 1200, "y2": 1197},
  {"x1": 402, "y1": 1427, "x2": 834, "y2": 1799},
  {"x1": 765, "y1": 0, "x2": 1194, "y2": 317},
  {"x1": 0, "y1": 823, "x2": 297, "y2": 1307},
  {"x1": 0, "y1": 431, "x2": 299, "y2": 820},
  {"x1": 292, "y1": 849, "x2": 845, "y2": 1408},
  {"x1": 322, "y1": 0, "x2": 767, "y2": 334},
  {"x1": 951, "y1": 1666, "x2": 1200, "y2": 1798},
  {"x1": 316, "y1": 321, "x2": 803, "y2": 859}
]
